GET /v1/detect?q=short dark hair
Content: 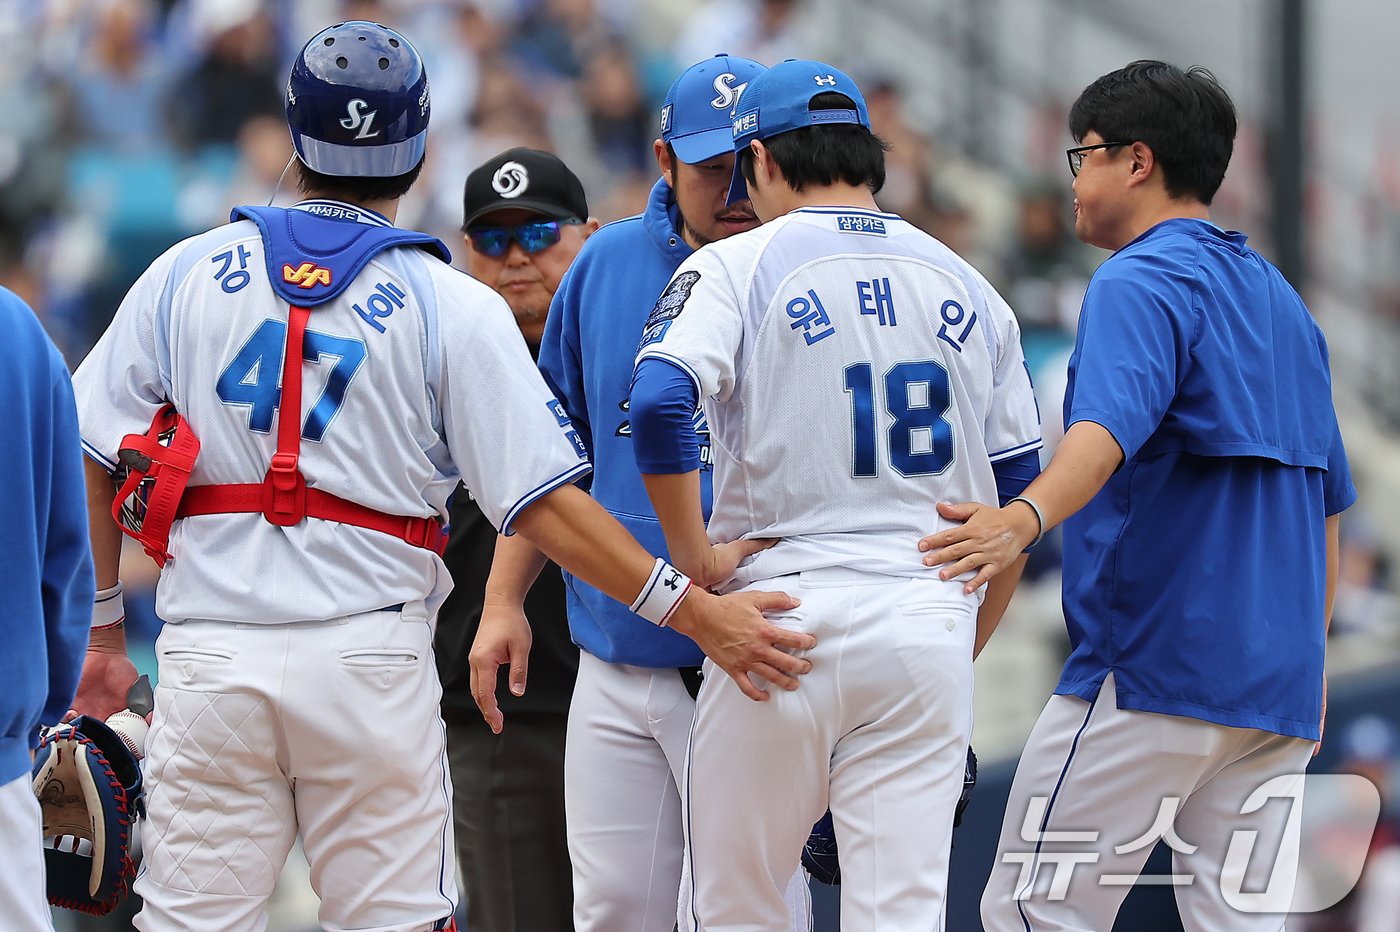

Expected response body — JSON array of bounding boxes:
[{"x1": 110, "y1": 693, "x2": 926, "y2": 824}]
[
  {"x1": 739, "y1": 92, "x2": 889, "y2": 195},
  {"x1": 1069, "y1": 60, "x2": 1236, "y2": 205},
  {"x1": 294, "y1": 157, "x2": 425, "y2": 203}
]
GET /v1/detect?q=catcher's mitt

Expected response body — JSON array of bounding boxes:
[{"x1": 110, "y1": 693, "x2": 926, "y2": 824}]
[
  {"x1": 800, "y1": 745, "x2": 980, "y2": 885},
  {"x1": 31, "y1": 715, "x2": 145, "y2": 915}
]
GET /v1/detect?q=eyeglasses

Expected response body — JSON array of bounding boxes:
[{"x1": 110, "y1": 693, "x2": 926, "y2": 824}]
[
  {"x1": 1066, "y1": 141, "x2": 1132, "y2": 177},
  {"x1": 466, "y1": 219, "x2": 581, "y2": 257}
]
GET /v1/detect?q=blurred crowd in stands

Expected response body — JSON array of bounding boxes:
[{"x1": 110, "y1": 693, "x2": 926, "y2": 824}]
[{"x1": 0, "y1": 0, "x2": 1101, "y2": 361}]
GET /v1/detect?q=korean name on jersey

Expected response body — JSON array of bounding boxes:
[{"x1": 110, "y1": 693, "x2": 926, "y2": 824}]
[{"x1": 637, "y1": 208, "x2": 1041, "y2": 589}]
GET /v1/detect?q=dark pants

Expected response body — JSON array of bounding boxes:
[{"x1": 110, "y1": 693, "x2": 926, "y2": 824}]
[{"x1": 446, "y1": 712, "x2": 573, "y2": 932}]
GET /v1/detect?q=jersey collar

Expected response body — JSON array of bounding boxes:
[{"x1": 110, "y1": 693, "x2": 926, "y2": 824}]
[
  {"x1": 291, "y1": 199, "x2": 394, "y2": 228},
  {"x1": 792, "y1": 205, "x2": 901, "y2": 219}
]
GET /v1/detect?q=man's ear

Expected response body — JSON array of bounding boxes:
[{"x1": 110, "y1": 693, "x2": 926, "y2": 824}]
[
  {"x1": 654, "y1": 139, "x2": 675, "y2": 187},
  {"x1": 750, "y1": 139, "x2": 785, "y2": 190},
  {"x1": 581, "y1": 217, "x2": 602, "y2": 238},
  {"x1": 1126, "y1": 140, "x2": 1157, "y2": 188}
]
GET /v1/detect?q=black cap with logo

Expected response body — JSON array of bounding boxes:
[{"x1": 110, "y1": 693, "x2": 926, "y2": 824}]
[{"x1": 462, "y1": 147, "x2": 589, "y2": 230}]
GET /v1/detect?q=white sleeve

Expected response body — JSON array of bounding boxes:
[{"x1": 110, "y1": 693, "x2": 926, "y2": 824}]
[
  {"x1": 635, "y1": 246, "x2": 750, "y2": 403},
  {"x1": 634, "y1": 247, "x2": 744, "y2": 403},
  {"x1": 979, "y1": 278, "x2": 1044, "y2": 462},
  {"x1": 437, "y1": 283, "x2": 590, "y2": 534},
  {"x1": 71, "y1": 244, "x2": 183, "y2": 471}
]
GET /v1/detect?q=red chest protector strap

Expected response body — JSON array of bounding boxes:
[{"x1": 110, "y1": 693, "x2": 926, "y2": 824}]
[{"x1": 176, "y1": 304, "x2": 447, "y2": 556}]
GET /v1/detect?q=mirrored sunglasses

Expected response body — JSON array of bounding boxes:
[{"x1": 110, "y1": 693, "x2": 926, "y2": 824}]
[{"x1": 467, "y1": 219, "x2": 581, "y2": 257}]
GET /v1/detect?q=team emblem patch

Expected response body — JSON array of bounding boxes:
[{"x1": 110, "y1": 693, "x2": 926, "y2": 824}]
[
  {"x1": 639, "y1": 270, "x2": 700, "y2": 350},
  {"x1": 648, "y1": 271, "x2": 700, "y2": 327},
  {"x1": 283, "y1": 262, "x2": 332, "y2": 288},
  {"x1": 492, "y1": 161, "x2": 528, "y2": 198}
]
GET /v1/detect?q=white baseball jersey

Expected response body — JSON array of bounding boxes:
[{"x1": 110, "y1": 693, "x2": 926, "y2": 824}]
[
  {"x1": 636, "y1": 206, "x2": 1041, "y2": 586},
  {"x1": 73, "y1": 203, "x2": 589, "y2": 624}
]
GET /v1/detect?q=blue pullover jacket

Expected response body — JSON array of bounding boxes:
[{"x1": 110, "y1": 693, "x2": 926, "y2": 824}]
[
  {"x1": 538, "y1": 179, "x2": 709, "y2": 667},
  {"x1": 0, "y1": 287, "x2": 94, "y2": 783}
]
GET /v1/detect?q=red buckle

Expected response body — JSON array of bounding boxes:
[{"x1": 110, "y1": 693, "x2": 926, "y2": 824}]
[
  {"x1": 403, "y1": 519, "x2": 429, "y2": 549},
  {"x1": 405, "y1": 517, "x2": 449, "y2": 555},
  {"x1": 262, "y1": 452, "x2": 306, "y2": 526},
  {"x1": 268, "y1": 451, "x2": 299, "y2": 483}
]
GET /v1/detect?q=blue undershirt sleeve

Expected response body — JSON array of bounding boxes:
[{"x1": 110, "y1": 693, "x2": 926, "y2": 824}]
[
  {"x1": 991, "y1": 449, "x2": 1042, "y2": 507},
  {"x1": 630, "y1": 357, "x2": 701, "y2": 474}
]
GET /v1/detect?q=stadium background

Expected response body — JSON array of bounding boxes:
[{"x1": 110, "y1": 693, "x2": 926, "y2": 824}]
[{"x1": 8, "y1": 0, "x2": 1394, "y2": 928}]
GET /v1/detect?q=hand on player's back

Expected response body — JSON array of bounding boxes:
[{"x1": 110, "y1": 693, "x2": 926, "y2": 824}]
[
  {"x1": 695, "y1": 537, "x2": 778, "y2": 590},
  {"x1": 919, "y1": 501, "x2": 1037, "y2": 594},
  {"x1": 469, "y1": 601, "x2": 534, "y2": 734},
  {"x1": 667, "y1": 588, "x2": 815, "y2": 702}
]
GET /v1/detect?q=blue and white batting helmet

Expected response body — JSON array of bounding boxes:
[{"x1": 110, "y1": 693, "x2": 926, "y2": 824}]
[{"x1": 286, "y1": 21, "x2": 429, "y2": 178}]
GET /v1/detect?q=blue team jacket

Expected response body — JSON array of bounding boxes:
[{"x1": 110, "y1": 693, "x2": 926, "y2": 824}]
[
  {"x1": 538, "y1": 179, "x2": 709, "y2": 667},
  {"x1": 0, "y1": 287, "x2": 94, "y2": 783},
  {"x1": 1058, "y1": 219, "x2": 1355, "y2": 741}
]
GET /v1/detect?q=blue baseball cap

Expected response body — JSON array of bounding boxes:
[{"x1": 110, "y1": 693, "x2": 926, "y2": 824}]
[
  {"x1": 726, "y1": 59, "x2": 870, "y2": 204},
  {"x1": 661, "y1": 54, "x2": 767, "y2": 164}
]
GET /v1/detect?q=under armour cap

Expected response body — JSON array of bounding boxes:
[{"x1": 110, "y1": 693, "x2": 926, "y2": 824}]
[
  {"x1": 726, "y1": 59, "x2": 870, "y2": 204},
  {"x1": 730, "y1": 59, "x2": 869, "y2": 150},
  {"x1": 661, "y1": 54, "x2": 767, "y2": 164},
  {"x1": 462, "y1": 147, "x2": 588, "y2": 230}
]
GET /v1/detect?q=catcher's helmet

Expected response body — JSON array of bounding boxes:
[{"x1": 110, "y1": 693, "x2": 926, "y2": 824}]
[{"x1": 287, "y1": 21, "x2": 429, "y2": 178}]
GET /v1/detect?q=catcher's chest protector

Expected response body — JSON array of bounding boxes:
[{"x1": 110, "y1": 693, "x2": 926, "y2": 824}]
[{"x1": 112, "y1": 205, "x2": 454, "y2": 567}]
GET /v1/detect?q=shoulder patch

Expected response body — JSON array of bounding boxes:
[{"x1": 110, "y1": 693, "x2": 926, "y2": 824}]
[
  {"x1": 648, "y1": 270, "x2": 701, "y2": 327},
  {"x1": 639, "y1": 270, "x2": 700, "y2": 349}
]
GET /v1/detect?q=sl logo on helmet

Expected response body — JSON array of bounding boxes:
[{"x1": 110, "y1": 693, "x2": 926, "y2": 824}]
[
  {"x1": 492, "y1": 161, "x2": 529, "y2": 198},
  {"x1": 340, "y1": 99, "x2": 380, "y2": 140}
]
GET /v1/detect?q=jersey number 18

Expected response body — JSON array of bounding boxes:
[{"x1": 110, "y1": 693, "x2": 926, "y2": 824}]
[{"x1": 844, "y1": 360, "x2": 954, "y2": 477}]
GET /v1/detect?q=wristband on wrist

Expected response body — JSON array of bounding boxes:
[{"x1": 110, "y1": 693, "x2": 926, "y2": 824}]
[
  {"x1": 629, "y1": 558, "x2": 693, "y2": 627},
  {"x1": 92, "y1": 583, "x2": 126, "y2": 630},
  {"x1": 1008, "y1": 495, "x2": 1046, "y2": 549}
]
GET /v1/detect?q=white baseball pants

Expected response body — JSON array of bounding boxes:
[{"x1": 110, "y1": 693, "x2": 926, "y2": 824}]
[
  {"x1": 684, "y1": 569, "x2": 976, "y2": 932},
  {"x1": 566, "y1": 649, "x2": 811, "y2": 932},
  {"x1": 981, "y1": 672, "x2": 1314, "y2": 932},
  {"x1": 2, "y1": 771, "x2": 54, "y2": 931},
  {"x1": 133, "y1": 606, "x2": 457, "y2": 932}
]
